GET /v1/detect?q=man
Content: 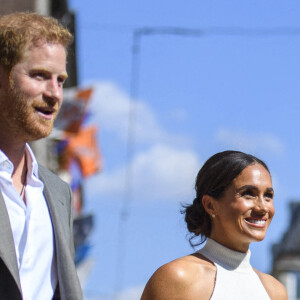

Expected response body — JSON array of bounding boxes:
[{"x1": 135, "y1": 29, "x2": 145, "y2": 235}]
[{"x1": 0, "y1": 12, "x2": 83, "y2": 299}]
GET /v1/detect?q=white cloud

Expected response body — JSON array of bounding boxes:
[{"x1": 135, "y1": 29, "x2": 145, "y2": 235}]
[
  {"x1": 83, "y1": 81, "x2": 200, "y2": 202},
  {"x1": 215, "y1": 127, "x2": 285, "y2": 155},
  {"x1": 87, "y1": 144, "x2": 200, "y2": 202},
  {"x1": 89, "y1": 82, "x2": 187, "y2": 145},
  {"x1": 132, "y1": 144, "x2": 200, "y2": 199}
]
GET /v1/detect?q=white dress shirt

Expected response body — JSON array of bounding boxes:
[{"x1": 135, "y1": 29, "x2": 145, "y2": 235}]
[{"x1": 0, "y1": 144, "x2": 57, "y2": 300}]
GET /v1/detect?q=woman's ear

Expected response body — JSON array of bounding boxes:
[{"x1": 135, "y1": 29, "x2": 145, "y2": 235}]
[{"x1": 202, "y1": 195, "x2": 217, "y2": 218}]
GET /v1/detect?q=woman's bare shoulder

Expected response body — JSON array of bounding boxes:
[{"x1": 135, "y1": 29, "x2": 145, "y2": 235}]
[
  {"x1": 254, "y1": 269, "x2": 288, "y2": 300},
  {"x1": 141, "y1": 254, "x2": 216, "y2": 300}
]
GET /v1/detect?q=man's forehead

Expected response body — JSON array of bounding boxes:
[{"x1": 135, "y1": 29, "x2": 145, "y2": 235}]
[
  {"x1": 23, "y1": 41, "x2": 67, "y2": 56},
  {"x1": 21, "y1": 42, "x2": 66, "y2": 60},
  {"x1": 14, "y1": 42, "x2": 67, "y2": 75}
]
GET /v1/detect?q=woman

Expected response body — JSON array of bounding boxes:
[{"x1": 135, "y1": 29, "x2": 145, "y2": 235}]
[{"x1": 141, "y1": 151, "x2": 287, "y2": 299}]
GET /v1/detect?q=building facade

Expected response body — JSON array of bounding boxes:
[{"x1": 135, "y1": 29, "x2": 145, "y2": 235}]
[{"x1": 272, "y1": 202, "x2": 300, "y2": 300}]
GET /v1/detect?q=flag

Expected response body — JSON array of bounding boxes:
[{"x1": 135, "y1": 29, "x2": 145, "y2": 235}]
[
  {"x1": 63, "y1": 126, "x2": 101, "y2": 177},
  {"x1": 54, "y1": 87, "x2": 93, "y2": 133}
]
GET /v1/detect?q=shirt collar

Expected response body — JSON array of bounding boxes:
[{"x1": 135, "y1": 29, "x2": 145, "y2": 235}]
[
  {"x1": 0, "y1": 144, "x2": 39, "y2": 178},
  {"x1": 25, "y1": 143, "x2": 39, "y2": 179},
  {"x1": 0, "y1": 148, "x2": 9, "y2": 163},
  {"x1": 0, "y1": 148, "x2": 13, "y2": 172}
]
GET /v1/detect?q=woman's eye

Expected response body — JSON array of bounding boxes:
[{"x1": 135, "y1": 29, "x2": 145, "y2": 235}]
[
  {"x1": 265, "y1": 192, "x2": 273, "y2": 200},
  {"x1": 241, "y1": 190, "x2": 255, "y2": 197}
]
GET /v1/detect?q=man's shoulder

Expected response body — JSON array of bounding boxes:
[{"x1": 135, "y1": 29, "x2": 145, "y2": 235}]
[
  {"x1": 38, "y1": 164, "x2": 69, "y2": 187},
  {"x1": 38, "y1": 165, "x2": 72, "y2": 209}
]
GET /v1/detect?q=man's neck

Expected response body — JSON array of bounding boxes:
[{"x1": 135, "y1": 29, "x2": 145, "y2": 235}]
[
  {"x1": 0, "y1": 142, "x2": 28, "y2": 203},
  {"x1": 0, "y1": 123, "x2": 28, "y2": 161},
  {"x1": 0, "y1": 143, "x2": 26, "y2": 167},
  {"x1": 0, "y1": 139, "x2": 27, "y2": 184}
]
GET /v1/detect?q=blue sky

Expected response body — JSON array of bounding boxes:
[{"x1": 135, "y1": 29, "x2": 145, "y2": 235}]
[{"x1": 68, "y1": 1, "x2": 300, "y2": 299}]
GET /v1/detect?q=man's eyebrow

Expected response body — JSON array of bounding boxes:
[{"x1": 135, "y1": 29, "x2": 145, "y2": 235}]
[
  {"x1": 30, "y1": 68, "x2": 68, "y2": 78},
  {"x1": 60, "y1": 72, "x2": 68, "y2": 80}
]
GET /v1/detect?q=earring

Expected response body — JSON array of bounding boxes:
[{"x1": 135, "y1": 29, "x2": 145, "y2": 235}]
[{"x1": 211, "y1": 214, "x2": 215, "y2": 218}]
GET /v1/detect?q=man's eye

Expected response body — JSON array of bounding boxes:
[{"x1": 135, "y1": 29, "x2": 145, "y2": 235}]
[
  {"x1": 58, "y1": 77, "x2": 66, "y2": 84},
  {"x1": 31, "y1": 72, "x2": 45, "y2": 79}
]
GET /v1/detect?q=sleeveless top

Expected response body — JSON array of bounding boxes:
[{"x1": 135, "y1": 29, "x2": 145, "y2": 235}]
[{"x1": 197, "y1": 238, "x2": 271, "y2": 300}]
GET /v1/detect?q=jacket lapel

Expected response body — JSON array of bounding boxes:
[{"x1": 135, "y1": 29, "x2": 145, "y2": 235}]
[
  {"x1": 0, "y1": 192, "x2": 21, "y2": 291},
  {"x1": 39, "y1": 168, "x2": 83, "y2": 300}
]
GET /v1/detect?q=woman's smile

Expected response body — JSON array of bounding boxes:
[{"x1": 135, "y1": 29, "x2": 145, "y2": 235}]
[{"x1": 244, "y1": 217, "x2": 267, "y2": 227}]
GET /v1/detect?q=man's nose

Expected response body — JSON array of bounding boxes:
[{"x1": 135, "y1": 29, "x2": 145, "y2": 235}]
[{"x1": 44, "y1": 78, "x2": 62, "y2": 104}]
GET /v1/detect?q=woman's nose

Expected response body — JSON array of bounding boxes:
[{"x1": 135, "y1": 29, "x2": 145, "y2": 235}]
[{"x1": 254, "y1": 197, "x2": 269, "y2": 213}]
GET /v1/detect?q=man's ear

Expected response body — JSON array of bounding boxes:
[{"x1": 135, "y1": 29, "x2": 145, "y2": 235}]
[{"x1": 202, "y1": 195, "x2": 217, "y2": 217}]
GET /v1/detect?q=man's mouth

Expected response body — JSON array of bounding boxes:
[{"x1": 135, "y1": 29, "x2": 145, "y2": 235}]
[{"x1": 35, "y1": 107, "x2": 55, "y2": 120}]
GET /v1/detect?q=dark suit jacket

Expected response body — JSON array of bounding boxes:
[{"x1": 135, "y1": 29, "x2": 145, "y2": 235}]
[{"x1": 0, "y1": 165, "x2": 83, "y2": 299}]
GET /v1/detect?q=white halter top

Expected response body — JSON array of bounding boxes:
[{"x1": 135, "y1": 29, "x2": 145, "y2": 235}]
[{"x1": 197, "y1": 238, "x2": 270, "y2": 300}]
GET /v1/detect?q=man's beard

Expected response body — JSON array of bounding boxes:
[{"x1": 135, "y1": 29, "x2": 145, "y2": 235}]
[{"x1": 0, "y1": 78, "x2": 59, "y2": 141}]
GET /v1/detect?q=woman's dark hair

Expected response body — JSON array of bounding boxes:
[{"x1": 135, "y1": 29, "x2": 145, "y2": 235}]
[{"x1": 183, "y1": 150, "x2": 270, "y2": 247}]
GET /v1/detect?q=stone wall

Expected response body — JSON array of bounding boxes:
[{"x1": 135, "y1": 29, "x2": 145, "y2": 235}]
[{"x1": 0, "y1": 0, "x2": 50, "y2": 16}]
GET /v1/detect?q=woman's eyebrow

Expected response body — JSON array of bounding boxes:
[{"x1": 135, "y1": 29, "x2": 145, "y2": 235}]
[
  {"x1": 235, "y1": 185, "x2": 274, "y2": 193},
  {"x1": 236, "y1": 185, "x2": 257, "y2": 192}
]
